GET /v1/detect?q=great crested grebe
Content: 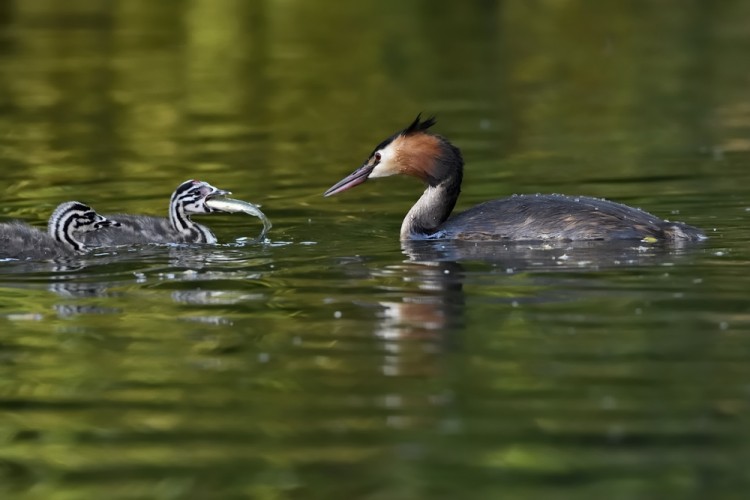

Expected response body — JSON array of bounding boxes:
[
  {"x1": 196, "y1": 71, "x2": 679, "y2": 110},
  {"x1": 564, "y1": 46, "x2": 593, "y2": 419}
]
[
  {"x1": 0, "y1": 202, "x2": 119, "y2": 260},
  {"x1": 81, "y1": 180, "x2": 231, "y2": 247},
  {"x1": 324, "y1": 115, "x2": 706, "y2": 242}
]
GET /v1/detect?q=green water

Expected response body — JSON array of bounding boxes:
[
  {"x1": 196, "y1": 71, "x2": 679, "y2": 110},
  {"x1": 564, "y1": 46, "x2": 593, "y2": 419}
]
[{"x1": 1, "y1": 1, "x2": 749, "y2": 498}]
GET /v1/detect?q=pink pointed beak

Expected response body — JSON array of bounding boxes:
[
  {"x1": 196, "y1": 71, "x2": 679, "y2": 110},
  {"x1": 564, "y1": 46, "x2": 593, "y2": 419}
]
[{"x1": 324, "y1": 163, "x2": 374, "y2": 197}]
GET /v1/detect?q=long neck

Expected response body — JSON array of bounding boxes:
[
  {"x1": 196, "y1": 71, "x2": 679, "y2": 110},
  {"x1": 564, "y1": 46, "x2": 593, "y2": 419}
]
[
  {"x1": 169, "y1": 202, "x2": 216, "y2": 243},
  {"x1": 169, "y1": 201, "x2": 194, "y2": 234},
  {"x1": 400, "y1": 160, "x2": 462, "y2": 239},
  {"x1": 49, "y1": 214, "x2": 87, "y2": 253}
]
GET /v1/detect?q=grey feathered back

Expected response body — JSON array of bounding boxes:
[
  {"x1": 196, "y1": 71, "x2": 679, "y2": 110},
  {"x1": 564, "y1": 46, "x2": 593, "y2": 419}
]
[
  {"x1": 0, "y1": 201, "x2": 114, "y2": 261},
  {"x1": 0, "y1": 221, "x2": 76, "y2": 260},
  {"x1": 79, "y1": 180, "x2": 225, "y2": 247},
  {"x1": 437, "y1": 194, "x2": 705, "y2": 241},
  {"x1": 81, "y1": 214, "x2": 215, "y2": 246}
]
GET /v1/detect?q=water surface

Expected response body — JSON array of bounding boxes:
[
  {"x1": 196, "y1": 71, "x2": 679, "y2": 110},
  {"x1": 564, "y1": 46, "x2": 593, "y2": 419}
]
[{"x1": 1, "y1": 1, "x2": 750, "y2": 498}]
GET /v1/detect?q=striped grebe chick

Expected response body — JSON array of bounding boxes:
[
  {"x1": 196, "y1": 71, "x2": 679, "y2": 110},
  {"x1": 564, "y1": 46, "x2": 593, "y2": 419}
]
[
  {"x1": 324, "y1": 115, "x2": 705, "y2": 242},
  {"x1": 0, "y1": 202, "x2": 119, "y2": 261},
  {"x1": 80, "y1": 180, "x2": 231, "y2": 247}
]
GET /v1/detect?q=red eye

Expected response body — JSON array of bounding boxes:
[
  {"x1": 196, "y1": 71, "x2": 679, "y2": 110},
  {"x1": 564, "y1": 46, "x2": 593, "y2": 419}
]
[{"x1": 374, "y1": 152, "x2": 382, "y2": 162}]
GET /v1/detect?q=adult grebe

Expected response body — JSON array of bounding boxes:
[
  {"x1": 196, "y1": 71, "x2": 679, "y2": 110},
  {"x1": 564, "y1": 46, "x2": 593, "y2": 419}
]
[
  {"x1": 324, "y1": 115, "x2": 705, "y2": 242},
  {"x1": 0, "y1": 202, "x2": 119, "y2": 260},
  {"x1": 81, "y1": 180, "x2": 231, "y2": 246}
]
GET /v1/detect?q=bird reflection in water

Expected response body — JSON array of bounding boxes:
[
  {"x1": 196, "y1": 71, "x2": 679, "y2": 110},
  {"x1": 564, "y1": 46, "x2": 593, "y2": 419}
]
[
  {"x1": 0, "y1": 245, "x2": 268, "y2": 321},
  {"x1": 355, "y1": 251, "x2": 466, "y2": 382},
  {"x1": 365, "y1": 237, "x2": 704, "y2": 381},
  {"x1": 401, "y1": 238, "x2": 702, "y2": 270}
]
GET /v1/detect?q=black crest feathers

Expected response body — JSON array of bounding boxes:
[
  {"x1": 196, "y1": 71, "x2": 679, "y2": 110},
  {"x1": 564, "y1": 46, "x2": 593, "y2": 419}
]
[
  {"x1": 369, "y1": 114, "x2": 438, "y2": 156},
  {"x1": 403, "y1": 114, "x2": 437, "y2": 135}
]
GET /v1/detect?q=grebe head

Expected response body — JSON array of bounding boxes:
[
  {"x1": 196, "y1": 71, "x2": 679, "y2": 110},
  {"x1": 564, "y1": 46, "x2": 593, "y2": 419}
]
[
  {"x1": 324, "y1": 114, "x2": 462, "y2": 197},
  {"x1": 48, "y1": 201, "x2": 120, "y2": 252},
  {"x1": 171, "y1": 180, "x2": 232, "y2": 215}
]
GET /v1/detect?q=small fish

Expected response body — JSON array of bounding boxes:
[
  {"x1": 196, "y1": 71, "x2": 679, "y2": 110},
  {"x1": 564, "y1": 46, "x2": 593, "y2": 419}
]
[{"x1": 205, "y1": 197, "x2": 272, "y2": 241}]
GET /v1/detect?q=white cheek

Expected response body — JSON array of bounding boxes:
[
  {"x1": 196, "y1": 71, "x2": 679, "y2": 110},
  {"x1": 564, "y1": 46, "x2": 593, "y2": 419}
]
[{"x1": 369, "y1": 148, "x2": 397, "y2": 178}]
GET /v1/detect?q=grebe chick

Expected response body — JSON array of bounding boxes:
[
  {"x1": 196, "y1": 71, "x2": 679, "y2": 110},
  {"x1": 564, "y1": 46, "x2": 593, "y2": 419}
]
[
  {"x1": 81, "y1": 180, "x2": 231, "y2": 247},
  {"x1": 324, "y1": 115, "x2": 706, "y2": 242},
  {"x1": 0, "y1": 202, "x2": 119, "y2": 260}
]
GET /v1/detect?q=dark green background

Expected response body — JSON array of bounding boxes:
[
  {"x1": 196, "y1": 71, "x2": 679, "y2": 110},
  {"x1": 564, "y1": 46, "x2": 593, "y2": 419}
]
[{"x1": 0, "y1": 1, "x2": 748, "y2": 498}]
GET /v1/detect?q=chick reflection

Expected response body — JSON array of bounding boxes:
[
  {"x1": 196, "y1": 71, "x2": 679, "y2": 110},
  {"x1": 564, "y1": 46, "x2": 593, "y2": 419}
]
[{"x1": 50, "y1": 280, "x2": 119, "y2": 317}]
